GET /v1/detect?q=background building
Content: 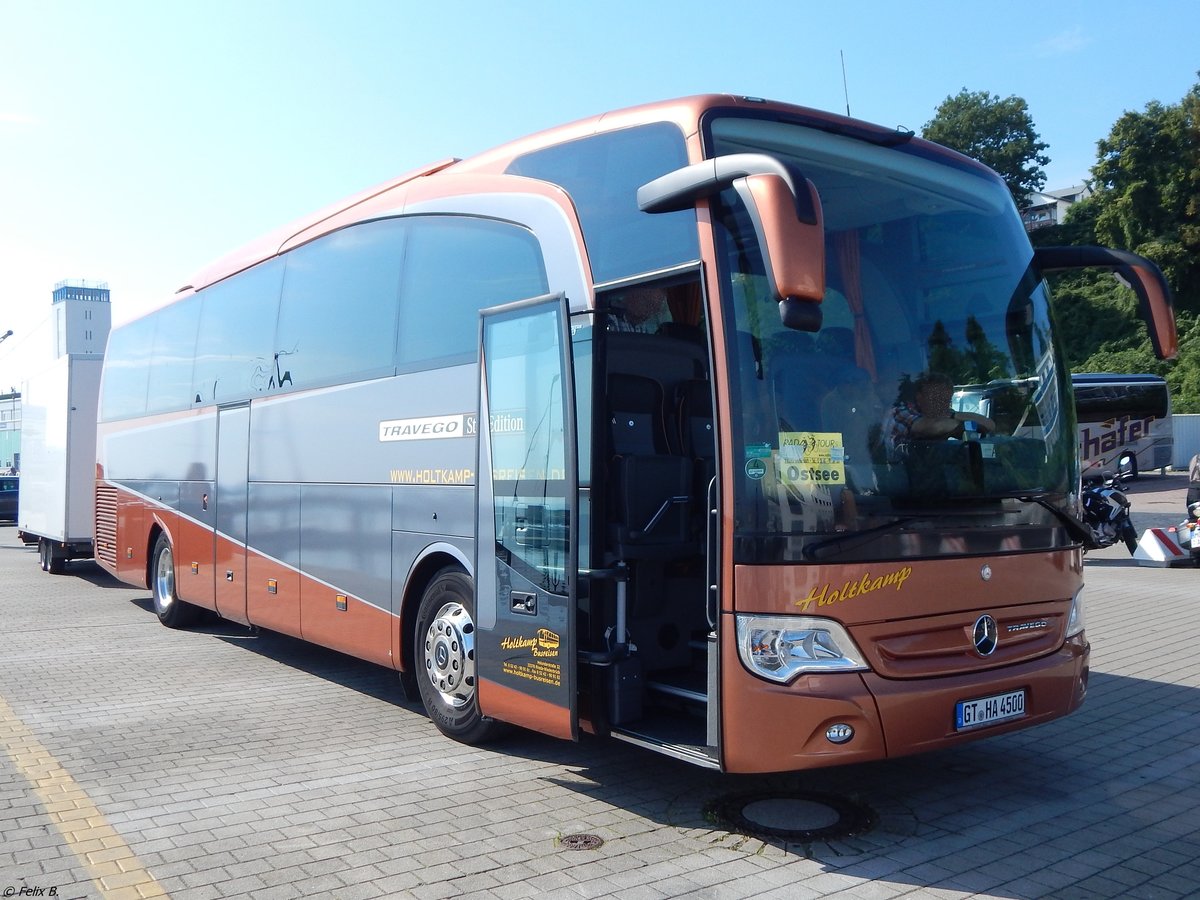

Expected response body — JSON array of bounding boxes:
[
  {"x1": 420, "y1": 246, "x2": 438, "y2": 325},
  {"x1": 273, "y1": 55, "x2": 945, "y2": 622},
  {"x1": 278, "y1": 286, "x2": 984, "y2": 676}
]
[
  {"x1": 1022, "y1": 184, "x2": 1092, "y2": 231},
  {"x1": 51, "y1": 280, "x2": 112, "y2": 357},
  {"x1": 0, "y1": 280, "x2": 112, "y2": 473},
  {"x1": 0, "y1": 389, "x2": 19, "y2": 472}
]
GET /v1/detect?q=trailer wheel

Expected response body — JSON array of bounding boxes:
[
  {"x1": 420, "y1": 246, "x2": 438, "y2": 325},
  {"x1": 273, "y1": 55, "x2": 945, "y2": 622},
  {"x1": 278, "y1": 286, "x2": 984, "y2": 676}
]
[
  {"x1": 38, "y1": 538, "x2": 65, "y2": 575},
  {"x1": 151, "y1": 534, "x2": 201, "y2": 628},
  {"x1": 413, "y1": 568, "x2": 503, "y2": 744}
]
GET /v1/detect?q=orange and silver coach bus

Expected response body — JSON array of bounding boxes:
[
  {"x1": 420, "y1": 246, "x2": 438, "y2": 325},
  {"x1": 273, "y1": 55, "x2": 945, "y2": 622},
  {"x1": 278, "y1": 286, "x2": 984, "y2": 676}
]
[{"x1": 95, "y1": 95, "x2": 1176, "y2": 772}]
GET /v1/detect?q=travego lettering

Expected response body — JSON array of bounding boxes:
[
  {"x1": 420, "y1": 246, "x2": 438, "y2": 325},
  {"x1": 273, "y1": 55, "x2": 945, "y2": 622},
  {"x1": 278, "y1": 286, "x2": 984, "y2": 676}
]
[
  {"x1": 379, "y1": 414, "x2": 471, "y2": 442},
  {"x1": 380, "y1": 420, "x2": 459, "y2": 439},
  {"x1": 796, "y1": 565, "x2": 913, "y2": 613}
]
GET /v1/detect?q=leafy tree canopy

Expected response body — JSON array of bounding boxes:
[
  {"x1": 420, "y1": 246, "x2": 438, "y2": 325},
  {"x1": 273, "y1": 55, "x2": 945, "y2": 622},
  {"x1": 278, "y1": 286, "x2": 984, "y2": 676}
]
[
  {"x1": 1035, "y1": 74, "x2": 1200, "y2": 410},
  {"x1": 1073, "y1": 78, "x2": 1200, "y2": 313},
  {"x1": 922, "y1": 88, "x2": 1050, "y2": 209}
]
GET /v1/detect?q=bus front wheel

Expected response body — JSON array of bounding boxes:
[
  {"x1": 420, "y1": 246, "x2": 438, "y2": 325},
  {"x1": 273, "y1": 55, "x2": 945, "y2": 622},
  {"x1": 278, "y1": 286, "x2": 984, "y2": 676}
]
[
  {"x1": 151, "y1": 534, "x2": 202, "y2": 629},
  {"x1": 414, "y1": 568, "x2": 503, "y2": 744}
]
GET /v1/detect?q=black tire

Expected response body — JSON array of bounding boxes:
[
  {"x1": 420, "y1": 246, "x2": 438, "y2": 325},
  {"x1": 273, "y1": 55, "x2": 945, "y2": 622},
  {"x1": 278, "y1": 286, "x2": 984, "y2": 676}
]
[
  {"x1": 37, "y1": 538, "x2": 65, "y2": 574},
  {"x1": 1122, "y1": 520, "x2": 1139, "y2": 555},
  {"x1": 151, "y1": 534, "x2": 201, "y2": 628},
  {"x1": 413, "y1": 568, "x2": 503, "y2": 744}
]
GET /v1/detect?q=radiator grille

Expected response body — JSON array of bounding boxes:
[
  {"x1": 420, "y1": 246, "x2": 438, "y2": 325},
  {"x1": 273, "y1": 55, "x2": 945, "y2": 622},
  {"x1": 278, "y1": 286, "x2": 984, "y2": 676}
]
[{"x1": 94, "y1": 484, "x2": 118, "y2": 568}]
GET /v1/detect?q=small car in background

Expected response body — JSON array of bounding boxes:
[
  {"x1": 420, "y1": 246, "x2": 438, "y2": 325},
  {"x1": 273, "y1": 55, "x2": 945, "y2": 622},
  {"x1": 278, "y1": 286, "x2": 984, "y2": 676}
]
[{"x1": 0, "y1": 476, "x2": 18, "y2": 521}]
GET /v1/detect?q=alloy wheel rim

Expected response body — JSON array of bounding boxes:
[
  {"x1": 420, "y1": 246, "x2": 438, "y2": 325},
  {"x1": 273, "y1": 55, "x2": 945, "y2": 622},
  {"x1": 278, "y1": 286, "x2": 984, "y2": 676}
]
[
  {"x1": 155, "y1": 547, "x2": 175, "y2": 612},
  {"x1": 423, "y1": 601, "x2": 476, "y2": 708}
]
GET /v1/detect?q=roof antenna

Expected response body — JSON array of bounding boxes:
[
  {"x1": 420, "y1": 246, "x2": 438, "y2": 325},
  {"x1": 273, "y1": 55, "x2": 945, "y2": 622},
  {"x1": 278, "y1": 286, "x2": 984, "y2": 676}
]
[{"x1": 840, "y1": 50, "x2": 851, "y2": 117}]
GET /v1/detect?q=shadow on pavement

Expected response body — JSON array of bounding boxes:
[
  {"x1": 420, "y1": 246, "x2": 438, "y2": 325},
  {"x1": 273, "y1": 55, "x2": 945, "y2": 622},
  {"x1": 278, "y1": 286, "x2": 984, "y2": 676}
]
[{"x1": 124, "y1": 587, "x2": 1200, "y2": 899}]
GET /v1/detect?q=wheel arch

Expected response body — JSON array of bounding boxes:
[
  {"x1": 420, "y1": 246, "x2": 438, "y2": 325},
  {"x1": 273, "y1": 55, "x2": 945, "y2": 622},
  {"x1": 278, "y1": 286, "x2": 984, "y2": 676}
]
[
  {"x1": 398, "y1": 542, "x2": 473, "y2": 678},
  {"x1": 143, "y1": 521, "x2": 167, "y2": 590}
]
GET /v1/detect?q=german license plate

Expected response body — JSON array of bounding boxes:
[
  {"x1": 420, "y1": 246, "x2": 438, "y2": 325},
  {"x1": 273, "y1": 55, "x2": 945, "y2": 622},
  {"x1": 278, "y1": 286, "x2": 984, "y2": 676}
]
[{"x1": 955, "y1": 689, "x2": 1025, "y2": 730}]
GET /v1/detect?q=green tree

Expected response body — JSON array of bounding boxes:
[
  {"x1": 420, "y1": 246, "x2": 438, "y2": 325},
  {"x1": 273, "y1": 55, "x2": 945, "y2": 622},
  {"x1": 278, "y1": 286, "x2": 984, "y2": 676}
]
[
  {"x1": 1036, "y1": 75, "x2": 1200, "y2": 411},
  {"x1": 1079, "y1": 78, "x2": 1200, "y2": 313},
  {"x1": 922, "y1": 88, "x2": 1050, "y2": 209}
]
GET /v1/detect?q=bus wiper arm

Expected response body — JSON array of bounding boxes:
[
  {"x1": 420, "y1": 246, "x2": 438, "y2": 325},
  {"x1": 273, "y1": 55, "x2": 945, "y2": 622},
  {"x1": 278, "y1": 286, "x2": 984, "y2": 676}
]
[
  {"x1": 803, "y1": 517, "x2": 916, "y2": 561},
  {"x1": 1017, "y1": 491, "x2": 1095, "y2": 547}
]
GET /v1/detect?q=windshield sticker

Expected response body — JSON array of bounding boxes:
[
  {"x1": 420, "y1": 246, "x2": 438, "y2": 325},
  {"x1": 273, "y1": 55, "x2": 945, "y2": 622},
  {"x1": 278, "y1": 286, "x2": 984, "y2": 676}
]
[
  {"x1": 778, "y1": 432, "x2": 846, "y2": 485},
  {"x1": 796, "y1": 565, "x2": 913, "y2": 612},
  {"x1": 745, "y1": 442, "x2": 773, "y2": 460}
]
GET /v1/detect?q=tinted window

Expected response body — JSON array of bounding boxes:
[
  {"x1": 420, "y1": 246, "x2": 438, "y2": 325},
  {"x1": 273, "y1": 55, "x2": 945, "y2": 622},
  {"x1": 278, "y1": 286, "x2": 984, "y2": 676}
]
[
  {"x1": 506, "y1": 123, "x2": 697, "y2": 284},
  {"x1": 193, "y1": 258, "x2": 284, "y2": 404},
  {"x1": 101, "y1": 316, "x2": 156, "y2": 420},
  {"x1": 397, "y1": 217, "x2": 547, "y2": 369},
  {"x1": 276, "y1": 219, "x2": 405, "y2": 390},
  {"x1": 146, "y1": 295, "x2": 201, "y2": 413},
  {"x1": 1074, "y1": 382, "x2": 1169, "y2": 422}
]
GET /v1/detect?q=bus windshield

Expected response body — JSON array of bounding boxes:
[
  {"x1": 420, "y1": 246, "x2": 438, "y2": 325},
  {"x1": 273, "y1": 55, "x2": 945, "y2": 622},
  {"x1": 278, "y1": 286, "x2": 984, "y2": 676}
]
[{"x1": 708, "y1": 115, "x2": 1075, "y2": 563}]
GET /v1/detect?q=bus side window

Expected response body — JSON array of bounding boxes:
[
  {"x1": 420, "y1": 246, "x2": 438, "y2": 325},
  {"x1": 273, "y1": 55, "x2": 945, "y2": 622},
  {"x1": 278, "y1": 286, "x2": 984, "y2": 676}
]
[
  {"x1": 397, "y1": 216, "x2": 548, "y2": 371},
  {"x1": 275, "y1": 219, "x2": 406, "y2": 391},
  {"x1": 192, "y1": 259, "x2": 284, "y2": 406},
  {"x1": 146, "y1": 294, "x2": 201, "y2": 414}
]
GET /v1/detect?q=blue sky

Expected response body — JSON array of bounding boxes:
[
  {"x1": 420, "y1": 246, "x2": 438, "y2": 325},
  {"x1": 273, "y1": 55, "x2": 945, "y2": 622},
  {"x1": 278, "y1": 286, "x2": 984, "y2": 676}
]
[{"x1": 1, "y1": 0, "x2": 1196, "y2": 381}]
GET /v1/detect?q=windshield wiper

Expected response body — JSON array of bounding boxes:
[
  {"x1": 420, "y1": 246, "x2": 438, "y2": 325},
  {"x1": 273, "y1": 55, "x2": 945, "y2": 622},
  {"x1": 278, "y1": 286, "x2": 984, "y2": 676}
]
[
  {"x1": 803, "y1": 517, "x2": 916, "y2": 560},
  {"x1": 1015, "y1": 491, "x2": 1095, "y2": 547}
]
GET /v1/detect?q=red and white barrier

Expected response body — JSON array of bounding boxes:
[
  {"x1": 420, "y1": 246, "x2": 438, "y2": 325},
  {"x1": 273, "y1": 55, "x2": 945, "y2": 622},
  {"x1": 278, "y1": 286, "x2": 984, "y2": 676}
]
[{"x1": 1133, "y1": 527, "x2": 1190, "y2": 567}]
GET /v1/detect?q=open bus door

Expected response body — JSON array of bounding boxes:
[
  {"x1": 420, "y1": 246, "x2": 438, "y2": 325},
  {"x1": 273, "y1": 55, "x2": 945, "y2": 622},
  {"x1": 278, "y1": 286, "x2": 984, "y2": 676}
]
[{"x1": 474, "y1": 293, "x2": 579, "y2": 740}]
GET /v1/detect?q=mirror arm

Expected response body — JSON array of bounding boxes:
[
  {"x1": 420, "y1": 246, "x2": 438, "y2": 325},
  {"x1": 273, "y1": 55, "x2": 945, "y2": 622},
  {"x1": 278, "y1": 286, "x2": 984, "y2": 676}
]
[
  {"x1": 1035, "y1": 246, "x2": 1177, "y2": 360},
  {"x1": 637, "y1": 153, "x2": 817, "y2": 224},
  {"x1": 639, "y1": 153, "x2": 826, "y2": 332}
]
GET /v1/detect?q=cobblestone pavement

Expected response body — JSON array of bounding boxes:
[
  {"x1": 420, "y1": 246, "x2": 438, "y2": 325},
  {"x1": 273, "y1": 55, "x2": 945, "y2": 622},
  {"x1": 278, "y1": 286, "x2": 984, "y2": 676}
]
[{"x1": 2, "y1": 478, "x2": 1198, "y2": 900}]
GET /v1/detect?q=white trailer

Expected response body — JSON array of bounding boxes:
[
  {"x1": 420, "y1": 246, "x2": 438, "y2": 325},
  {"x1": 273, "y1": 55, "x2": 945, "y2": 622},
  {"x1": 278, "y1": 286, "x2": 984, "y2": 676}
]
[{"x1": 17, "y1": 355, "x2": 102, "y2": 573}]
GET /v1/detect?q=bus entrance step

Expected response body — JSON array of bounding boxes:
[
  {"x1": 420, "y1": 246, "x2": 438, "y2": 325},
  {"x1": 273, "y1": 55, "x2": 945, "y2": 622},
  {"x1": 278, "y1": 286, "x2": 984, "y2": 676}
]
[{"x1": 610, "y1": 726, "x2": 718, "y2": 770}]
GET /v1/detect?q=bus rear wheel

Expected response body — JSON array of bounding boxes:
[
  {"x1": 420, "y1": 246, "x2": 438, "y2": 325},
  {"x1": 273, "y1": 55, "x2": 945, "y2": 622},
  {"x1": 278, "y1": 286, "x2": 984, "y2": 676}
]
[
  {"x1": 151, "y1": 534, "x2": 201, "y2": 629},
  {"x1": 414, "y1": 568, "x2": 503, "y2": 744}
]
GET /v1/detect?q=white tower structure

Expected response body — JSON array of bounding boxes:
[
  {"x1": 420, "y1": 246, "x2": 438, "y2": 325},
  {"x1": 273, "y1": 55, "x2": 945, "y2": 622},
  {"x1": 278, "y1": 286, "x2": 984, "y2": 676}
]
[{"x1": 51, "y1": 280, "x2": 112, "y2": 358}]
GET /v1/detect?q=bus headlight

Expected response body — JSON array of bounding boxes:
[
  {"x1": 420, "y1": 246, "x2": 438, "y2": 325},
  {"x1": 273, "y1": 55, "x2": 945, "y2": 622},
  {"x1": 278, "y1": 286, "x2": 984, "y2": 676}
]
[
  {"x1": 1065, "y1": 587, "x2": 1086, "y2": 638},
  {"x1": 736, "y1": 614, "x2": 869, "y2": 684}
]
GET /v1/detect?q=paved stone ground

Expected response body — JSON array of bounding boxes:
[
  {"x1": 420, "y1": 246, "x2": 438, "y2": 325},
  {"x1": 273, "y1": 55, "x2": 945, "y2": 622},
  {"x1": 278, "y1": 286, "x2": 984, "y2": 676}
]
[{"x1": 1, "y1": 479, "x2": 1198, "y2": 900}]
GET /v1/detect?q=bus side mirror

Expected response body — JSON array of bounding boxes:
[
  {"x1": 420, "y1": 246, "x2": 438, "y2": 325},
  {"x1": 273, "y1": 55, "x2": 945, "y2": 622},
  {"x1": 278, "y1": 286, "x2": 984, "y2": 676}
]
[
  {"x1": 1035, "y1": 245, "x2": 1178, "y2": 360},
  {"x1": 733, "y1": 173, "x2": 825, "y2": 330},
  {"x1": 638, "y1": 153, "x2": 826, "y2": 331}
]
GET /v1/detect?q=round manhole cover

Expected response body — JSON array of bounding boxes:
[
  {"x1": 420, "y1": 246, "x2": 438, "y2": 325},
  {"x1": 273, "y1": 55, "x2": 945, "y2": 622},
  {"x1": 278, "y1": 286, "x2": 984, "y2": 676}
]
[
  {"x1": 706, "y1": 790, "x2": 876, "y2": 842},
  {"x1": 559, "y1": 833, "x2": 604, "y2": 850}
]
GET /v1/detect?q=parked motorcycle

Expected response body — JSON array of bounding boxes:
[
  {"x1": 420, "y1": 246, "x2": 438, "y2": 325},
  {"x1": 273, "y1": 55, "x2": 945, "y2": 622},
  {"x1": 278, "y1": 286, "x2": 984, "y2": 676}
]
[
  {"x1": 1172, "y1": 501, "x2": 1200, "y2": 563},
  {"x1": 1081, "y1": 472, "x2": 1138, "y2": 554}
]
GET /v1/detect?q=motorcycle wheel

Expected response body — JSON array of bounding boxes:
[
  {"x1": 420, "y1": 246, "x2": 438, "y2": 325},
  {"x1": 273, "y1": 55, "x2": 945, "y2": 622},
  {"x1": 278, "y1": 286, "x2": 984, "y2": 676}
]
[{"x1": 1122, "y1": 521, "x2": 1139, "y2": 555}]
